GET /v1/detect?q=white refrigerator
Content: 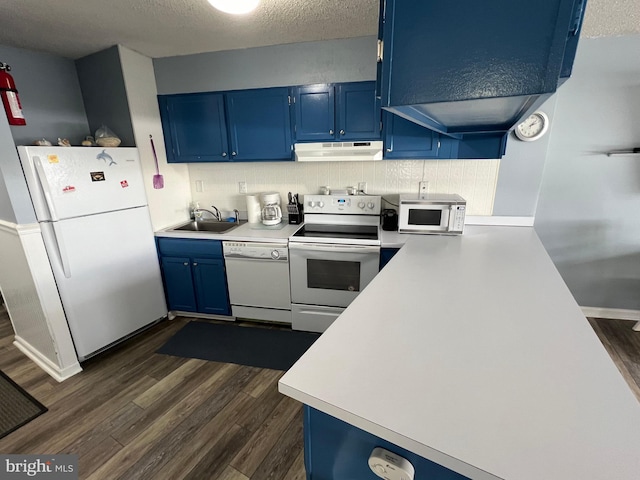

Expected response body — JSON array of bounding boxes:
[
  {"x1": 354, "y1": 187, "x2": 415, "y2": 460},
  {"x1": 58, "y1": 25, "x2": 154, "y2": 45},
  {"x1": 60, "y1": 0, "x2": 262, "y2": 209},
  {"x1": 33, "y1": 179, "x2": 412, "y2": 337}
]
[{"x1": 18, "y1": 146, "x2": 167, "y2": 361}]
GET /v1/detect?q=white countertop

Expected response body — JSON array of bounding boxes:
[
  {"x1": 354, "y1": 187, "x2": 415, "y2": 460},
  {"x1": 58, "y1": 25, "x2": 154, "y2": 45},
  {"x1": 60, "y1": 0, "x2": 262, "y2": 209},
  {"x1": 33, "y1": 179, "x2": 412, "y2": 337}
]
[
  {"x1": 279, "y1": 226, "x2": 640, "y2": 480},
  {"x1": 155, "y1": 220, "x2": 302, "y2": 243},
  {"x1": 379, "y1": 229, "x2": 410, "y2": 248}
]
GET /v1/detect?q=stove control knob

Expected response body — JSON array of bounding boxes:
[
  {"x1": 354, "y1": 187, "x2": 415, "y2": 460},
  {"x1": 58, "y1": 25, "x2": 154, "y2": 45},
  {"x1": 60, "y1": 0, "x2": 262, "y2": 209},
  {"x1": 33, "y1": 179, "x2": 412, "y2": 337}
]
[
  {"x1": 271, "y1": 250, "x2": 280, "y2": 259},
  {"x1": 358, "y1": 201, "x2": 366, "y2": 209},
  {"x1": 367, "y1": 202, "x2": 375, "y2": 209},
  {"x1": 317, "y1": 201, "x2": 325, "y2": 208},
  {"x1": 308, "y1": 200, "x2": 315, "y2": 208}
]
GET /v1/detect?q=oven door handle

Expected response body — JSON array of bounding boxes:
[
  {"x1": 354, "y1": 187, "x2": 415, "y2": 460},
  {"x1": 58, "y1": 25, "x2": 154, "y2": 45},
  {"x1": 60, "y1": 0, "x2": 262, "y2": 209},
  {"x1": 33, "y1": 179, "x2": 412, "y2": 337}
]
[{"x1": 289, "y1": 243, "x2": 380, "y2": 254}]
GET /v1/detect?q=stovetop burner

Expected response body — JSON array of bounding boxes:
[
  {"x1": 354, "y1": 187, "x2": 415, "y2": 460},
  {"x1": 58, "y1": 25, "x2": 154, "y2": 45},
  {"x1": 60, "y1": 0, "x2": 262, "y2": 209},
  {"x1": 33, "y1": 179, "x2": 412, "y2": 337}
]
[
  {"x1": 293, "y1": 223, "x2": 379, "y2": 242},
  {"x1": 291, "y1": 193, "x2": 382, "y2": 245}
]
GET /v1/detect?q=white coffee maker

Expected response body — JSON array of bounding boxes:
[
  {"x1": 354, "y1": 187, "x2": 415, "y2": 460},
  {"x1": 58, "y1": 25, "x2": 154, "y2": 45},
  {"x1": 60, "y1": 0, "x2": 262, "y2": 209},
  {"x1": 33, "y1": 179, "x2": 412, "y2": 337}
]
[{"x1": 260, "y1": 192, "x2": 282, "y2": 226}]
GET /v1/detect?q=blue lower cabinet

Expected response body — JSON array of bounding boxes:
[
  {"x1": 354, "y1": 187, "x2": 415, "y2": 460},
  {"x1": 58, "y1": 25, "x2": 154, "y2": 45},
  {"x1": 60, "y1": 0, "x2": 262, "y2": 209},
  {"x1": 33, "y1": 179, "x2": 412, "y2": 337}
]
[
  {"x1": 379, "y1": 248, "x2": 400, "y2": 270},
  {"x1": 161, "y1": 257, "x2": 197, "y2": 312},
  {"x1": 304, "y1": 406, "x2": 470, "y2": 480},
  {"x1": 157, "y1": 239, "x2": 231, "y2": 316},
  {"x1": 192, "y1": 258, "x2": 230, "y2": 315}
]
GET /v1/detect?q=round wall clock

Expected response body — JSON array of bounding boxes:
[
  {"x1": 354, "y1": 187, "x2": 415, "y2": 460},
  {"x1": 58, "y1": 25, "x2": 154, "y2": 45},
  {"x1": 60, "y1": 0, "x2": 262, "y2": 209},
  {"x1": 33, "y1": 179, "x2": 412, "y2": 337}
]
[{"x1": 515, "y1": 111, "x2": 549, "y2": 142}]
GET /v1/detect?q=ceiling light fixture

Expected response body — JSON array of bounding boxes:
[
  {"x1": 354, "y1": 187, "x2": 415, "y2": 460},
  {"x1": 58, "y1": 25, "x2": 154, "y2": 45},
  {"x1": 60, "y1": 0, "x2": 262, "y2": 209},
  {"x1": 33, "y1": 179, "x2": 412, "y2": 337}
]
[{"x1": 208, "y1": 0, "x2": 260, "y2": 14}]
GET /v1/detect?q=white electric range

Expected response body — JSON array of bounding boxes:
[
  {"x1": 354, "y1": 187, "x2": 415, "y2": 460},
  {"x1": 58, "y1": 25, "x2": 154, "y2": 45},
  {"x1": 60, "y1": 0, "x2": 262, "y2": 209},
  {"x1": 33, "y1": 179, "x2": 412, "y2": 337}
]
[{"x1": 289, "y1": 194, "x2": 382, "y2": 332}]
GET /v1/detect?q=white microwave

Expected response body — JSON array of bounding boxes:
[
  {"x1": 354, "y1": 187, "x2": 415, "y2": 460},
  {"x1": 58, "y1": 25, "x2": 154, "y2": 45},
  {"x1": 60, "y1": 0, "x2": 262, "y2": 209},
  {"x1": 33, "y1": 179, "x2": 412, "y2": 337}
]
[{"x1": 398, "y1": 194, "x2": 466, "y2": 234}]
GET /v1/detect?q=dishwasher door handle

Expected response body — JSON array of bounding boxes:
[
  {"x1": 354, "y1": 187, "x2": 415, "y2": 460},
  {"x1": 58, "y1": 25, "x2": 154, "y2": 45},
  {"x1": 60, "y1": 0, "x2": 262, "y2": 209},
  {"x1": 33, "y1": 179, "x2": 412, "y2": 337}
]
[{"x1": 224, "y1": 255, "x2": 288, "y2": 261}]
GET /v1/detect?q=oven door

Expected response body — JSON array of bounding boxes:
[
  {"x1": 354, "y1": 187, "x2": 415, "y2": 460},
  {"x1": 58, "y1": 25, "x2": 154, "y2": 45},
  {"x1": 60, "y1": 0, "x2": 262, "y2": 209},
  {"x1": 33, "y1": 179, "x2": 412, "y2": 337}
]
[
  {"x1": 289, "y1": 242, "x2": 380, "y2": 308},
  {"x1": 398, "y1": 203, "x2": 452, "y2": 233}
]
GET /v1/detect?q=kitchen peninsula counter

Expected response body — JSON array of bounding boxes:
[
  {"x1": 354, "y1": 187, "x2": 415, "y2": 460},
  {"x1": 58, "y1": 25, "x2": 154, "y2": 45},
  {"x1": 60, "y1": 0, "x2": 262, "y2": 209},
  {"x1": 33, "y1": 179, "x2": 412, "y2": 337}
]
[{"x1": 279, "y1": 226, "x2": 640, "y2": 480}]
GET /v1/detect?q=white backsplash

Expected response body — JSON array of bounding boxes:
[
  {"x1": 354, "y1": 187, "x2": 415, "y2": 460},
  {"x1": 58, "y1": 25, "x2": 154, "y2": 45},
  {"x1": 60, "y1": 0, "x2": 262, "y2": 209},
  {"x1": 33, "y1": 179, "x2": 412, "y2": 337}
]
[{"x1": 189, "y1": 159, "x2": 500, "y2": 216}]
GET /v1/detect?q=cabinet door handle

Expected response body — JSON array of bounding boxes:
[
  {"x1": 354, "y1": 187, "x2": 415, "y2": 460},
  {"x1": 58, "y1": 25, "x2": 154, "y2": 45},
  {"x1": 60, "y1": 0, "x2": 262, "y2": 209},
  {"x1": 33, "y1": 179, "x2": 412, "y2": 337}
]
[
  {"x1": 387, "y1": 148, "x2": 392, "y2": 152},
  {"x1": 222, "y1": 152, "x2": 227, "y2": 157},
  {"x1": 192, "y1": 262, "x2": 198, "y2": 266},
  {"x1": 231, "y1": 152, "x2": 237, "y2": 156},
  {"x1": 329, "y1": 129, "x2": 334, "y2": 135},
  {"x1": 183, "y1": 262, "x2": 189, "y2": 266},
  {"x1": 340, "y1": 129, "x2": 345, "y2": 135}
]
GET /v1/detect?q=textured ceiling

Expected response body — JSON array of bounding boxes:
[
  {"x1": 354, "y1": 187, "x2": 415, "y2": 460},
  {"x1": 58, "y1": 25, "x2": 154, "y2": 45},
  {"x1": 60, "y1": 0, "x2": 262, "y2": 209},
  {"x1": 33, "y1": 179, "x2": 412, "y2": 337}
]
[{"x1": 0, "y1": 0, "x2": 638, "y2": 60}]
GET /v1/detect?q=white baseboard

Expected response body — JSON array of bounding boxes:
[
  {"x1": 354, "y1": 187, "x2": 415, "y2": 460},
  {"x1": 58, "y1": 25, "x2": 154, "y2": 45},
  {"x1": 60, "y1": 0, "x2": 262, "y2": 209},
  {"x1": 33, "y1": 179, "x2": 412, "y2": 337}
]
[
  {"x1": 581, "y1": 307, "x2": 640, "y2": 331},
  {"x1": 13, "y1": 335, "x2": 82, "y2": 382},
  {"x1": 581, "y1": 306, "x2": 640, "y2": 321}
]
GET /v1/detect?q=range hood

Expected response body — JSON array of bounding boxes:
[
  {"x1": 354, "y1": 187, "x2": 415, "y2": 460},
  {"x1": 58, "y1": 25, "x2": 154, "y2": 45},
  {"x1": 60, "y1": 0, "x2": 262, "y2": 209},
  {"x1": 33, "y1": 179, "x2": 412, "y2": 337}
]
[{"x1": 295, "y1": 141, "x2": 383, "y2": 162}]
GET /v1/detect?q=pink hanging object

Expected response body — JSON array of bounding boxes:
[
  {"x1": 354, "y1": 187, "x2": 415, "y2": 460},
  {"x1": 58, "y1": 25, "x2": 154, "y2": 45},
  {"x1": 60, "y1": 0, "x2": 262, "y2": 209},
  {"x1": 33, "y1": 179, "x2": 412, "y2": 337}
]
[{"x1": 150, "y1": 135, "x2": 164, "y2": 189}]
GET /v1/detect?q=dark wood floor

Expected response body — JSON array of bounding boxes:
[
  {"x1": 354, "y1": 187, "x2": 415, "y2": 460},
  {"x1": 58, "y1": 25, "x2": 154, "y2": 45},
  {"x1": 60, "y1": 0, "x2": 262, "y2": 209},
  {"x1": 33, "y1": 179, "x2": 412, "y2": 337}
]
[
  {"x1": 588, "y1": 317, "x2": 640, "y2": 401},
  {"x1": 0, "y1": 307, "x2": 638, "y2": 480},
  {"x1": 0, "y1": 308, "x2": 305, "y2": 480}
]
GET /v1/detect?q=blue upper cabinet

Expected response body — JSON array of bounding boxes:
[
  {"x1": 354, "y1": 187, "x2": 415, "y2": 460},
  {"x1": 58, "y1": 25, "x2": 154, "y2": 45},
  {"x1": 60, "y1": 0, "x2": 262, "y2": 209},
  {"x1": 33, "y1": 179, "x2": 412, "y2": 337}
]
[
  {"x1": 384, "y1": 112, "x2": 440, "y2": 159},
  {"x1": 384, "y1": 111, "x2": 508, "y2": 160},
  {"x1": 293, "y1": 84, "x2": 335, "y2": 142},
  {"x1": 159, "y1": 93, "x2": 229, "y2": 163},
  {"x1": 293, "y1": 82, "x2": 381, "y2": 142},
  {"x1": 159, "y1": 88, "x2": 293, "y2": 163},
  {"x1": 226, "y1": 88, "x2": 293, "y2": 161},
  {"x1": 337, "y1": 83, "x2": 381, "y2": 141},
  {"x1": 378, "y1": 0, "x2": 587, "y2": 136}
]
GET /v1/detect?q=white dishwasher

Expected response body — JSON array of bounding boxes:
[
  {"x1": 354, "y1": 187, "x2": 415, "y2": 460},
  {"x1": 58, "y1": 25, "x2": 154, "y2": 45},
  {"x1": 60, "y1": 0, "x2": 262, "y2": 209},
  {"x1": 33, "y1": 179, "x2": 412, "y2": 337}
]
[{"x1": 222, "y1": 241, "x2": 292, "y2": 324}]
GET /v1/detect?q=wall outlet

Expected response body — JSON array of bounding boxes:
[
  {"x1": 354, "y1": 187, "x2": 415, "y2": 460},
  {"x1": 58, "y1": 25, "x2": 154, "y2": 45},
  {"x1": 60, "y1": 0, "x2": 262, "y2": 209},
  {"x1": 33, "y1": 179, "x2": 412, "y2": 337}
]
[
  {"x1": 358, "y1": 182, "x2": 367, "y2": 193},
  {"x1": 195, "y1": 180, "x2": 204, "y2": 193},
  {"x1": 419, "y1": 181, "x2": 429, "y2": 196},
  {"x1": 238, "y1": 181, "x2": 247, "y2": 194}
]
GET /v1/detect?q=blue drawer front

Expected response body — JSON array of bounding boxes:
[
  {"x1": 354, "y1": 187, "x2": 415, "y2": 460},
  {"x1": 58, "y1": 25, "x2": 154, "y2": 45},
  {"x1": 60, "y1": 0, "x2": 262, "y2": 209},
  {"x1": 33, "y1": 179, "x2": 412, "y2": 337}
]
[
  {"x1": 156, "y1": 238, "x2": 223, "y2": 258},
  {"x1": 305, "y1": 406, "x2": 470, "y2": 480}
]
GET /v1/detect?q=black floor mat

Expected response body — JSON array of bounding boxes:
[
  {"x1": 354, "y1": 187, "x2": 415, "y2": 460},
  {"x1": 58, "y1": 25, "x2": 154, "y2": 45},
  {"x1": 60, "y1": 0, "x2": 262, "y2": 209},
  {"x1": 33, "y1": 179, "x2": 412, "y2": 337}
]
[
  {"x1": 157, "y1": 321, "x2": 320, "y2": 370},
  {"x1": 0, "y1": 370, "x2": 47, "y2": 440}
]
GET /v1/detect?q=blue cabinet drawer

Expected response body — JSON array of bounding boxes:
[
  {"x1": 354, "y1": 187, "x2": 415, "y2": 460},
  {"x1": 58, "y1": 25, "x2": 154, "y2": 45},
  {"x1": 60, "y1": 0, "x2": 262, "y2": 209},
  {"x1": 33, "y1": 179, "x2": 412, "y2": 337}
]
[{"x1": 156, "y1": 238, "x2": 223, "y2": 258}]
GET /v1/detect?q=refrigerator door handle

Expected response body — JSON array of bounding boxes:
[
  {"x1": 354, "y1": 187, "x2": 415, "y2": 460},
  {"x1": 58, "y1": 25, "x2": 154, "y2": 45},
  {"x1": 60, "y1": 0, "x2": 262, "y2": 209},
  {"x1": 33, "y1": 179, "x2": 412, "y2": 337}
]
[
  {"x1": 50, "y1": 223, "x2": 72, "y2": 278},
  {"x1": 33, "y1": 155, "x2": 59, "y2": 221}
]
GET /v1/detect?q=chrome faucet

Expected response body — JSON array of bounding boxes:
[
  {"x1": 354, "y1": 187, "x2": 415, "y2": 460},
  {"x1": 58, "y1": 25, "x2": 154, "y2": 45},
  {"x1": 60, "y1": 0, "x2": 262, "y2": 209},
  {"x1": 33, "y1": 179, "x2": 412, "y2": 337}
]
[
  {"x1": 211, "y1": 205, "x2": 222, "y2": 221},
  {"x1": 193, "y1": 208, "x2": 220, "y2": 221},
  {"x1": 233, "y1": 209, "x2": 239, "y2": 223}
]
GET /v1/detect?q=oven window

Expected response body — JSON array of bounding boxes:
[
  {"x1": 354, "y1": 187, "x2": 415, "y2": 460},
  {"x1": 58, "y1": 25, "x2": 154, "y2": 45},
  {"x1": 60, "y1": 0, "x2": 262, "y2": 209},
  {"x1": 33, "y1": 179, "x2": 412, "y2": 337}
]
[
  {"x1": 408, "y1": 208, "x2": 442, "y2": 226},
  {"x1": 307, "y1": 259, "x2": 360, "y2": 292}
]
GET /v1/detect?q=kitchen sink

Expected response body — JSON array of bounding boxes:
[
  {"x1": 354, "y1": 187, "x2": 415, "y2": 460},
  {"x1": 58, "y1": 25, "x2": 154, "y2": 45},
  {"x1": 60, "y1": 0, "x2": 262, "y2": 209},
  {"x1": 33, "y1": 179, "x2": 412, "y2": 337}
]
[{"x1": 173, "y1": 220, "x2": 241, "y2": 233}]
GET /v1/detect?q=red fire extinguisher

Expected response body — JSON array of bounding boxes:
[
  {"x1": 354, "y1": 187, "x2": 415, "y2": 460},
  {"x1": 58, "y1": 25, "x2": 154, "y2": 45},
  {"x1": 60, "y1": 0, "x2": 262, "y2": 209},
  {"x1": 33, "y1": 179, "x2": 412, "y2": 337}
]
[{"x1": 0, "y1": 62, "x2": 26, "y2": 126}]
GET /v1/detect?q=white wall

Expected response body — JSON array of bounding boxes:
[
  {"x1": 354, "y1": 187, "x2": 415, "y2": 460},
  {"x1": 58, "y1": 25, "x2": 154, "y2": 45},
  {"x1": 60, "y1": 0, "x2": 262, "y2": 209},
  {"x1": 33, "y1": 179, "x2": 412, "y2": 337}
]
[
  {"x1": 190, "y1": 159, "x2": 499, "y2": 216},
  {"x1": 535, "y1": 35, "x2": 640, "y2": 310},
  {"x1": 118, "y1": 46, "x2": 192, "y2": 230}
]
